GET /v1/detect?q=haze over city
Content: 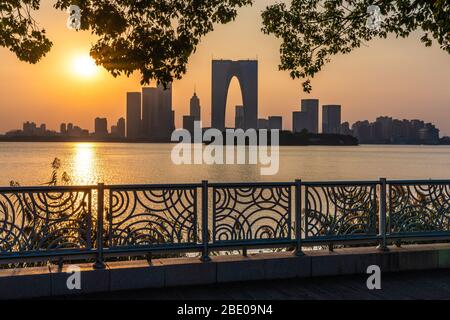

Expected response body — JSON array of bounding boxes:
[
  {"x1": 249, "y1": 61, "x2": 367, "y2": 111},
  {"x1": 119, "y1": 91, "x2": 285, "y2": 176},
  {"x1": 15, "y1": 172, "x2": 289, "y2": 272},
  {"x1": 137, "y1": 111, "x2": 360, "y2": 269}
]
[{"x1": 0, "y1": 0, "x2": 449, "y2": 135}]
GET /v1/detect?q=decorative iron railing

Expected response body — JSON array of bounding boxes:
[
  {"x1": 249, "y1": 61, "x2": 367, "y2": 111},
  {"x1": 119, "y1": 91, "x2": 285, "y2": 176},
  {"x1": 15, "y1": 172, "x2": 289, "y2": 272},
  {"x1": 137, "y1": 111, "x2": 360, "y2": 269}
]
[
  {"x1": 0, "y1": 186, "x2": 94, "y2": 260},
  {"x1": 388, "y1": 180, "x2": 450, "y2": 238},
  {"x1": 211, "y1": 183, "x2": 293, "y2": 246},
  {"x1": 303, "y1": 181, "x2": 379, "y2": 242},
  {"x1": 107, "y1": 184, "x2": 200, "y2": 251},
  {"x1": 0, "y1": 179, "x2": 449, "y2": 267}
]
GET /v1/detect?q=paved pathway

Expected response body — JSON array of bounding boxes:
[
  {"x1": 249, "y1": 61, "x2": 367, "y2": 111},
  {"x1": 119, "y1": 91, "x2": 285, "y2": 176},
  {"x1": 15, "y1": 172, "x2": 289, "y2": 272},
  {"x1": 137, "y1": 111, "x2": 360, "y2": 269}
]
[{"x1": 65, "y1": 269, "x2": 450, "y2": 300}]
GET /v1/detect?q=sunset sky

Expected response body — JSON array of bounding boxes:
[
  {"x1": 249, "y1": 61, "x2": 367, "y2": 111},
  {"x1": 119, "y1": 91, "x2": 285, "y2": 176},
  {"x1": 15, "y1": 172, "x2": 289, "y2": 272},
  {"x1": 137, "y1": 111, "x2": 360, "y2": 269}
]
[{"x1": 0, "y1": 1, "x2": 449, "y2": 135}]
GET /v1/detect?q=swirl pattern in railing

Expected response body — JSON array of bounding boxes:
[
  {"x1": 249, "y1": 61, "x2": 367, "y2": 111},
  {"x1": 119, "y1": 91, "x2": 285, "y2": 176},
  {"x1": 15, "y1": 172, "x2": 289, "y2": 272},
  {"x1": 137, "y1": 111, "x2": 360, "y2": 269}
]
[
  {"x1": 389, "y1": 184, "x2": 450, "y2": 234},
  {"x1": 0, "y1": 190, "x2": 92, "y2": 255},
  {"x1": 108, "y1": 187, "x2": 197, "y2": 248},
  {"x1": 213, "y1": 185, "x2": 291, "y2": 243},
  {"x1": 305, "y1": 184, "x2": 378, "y2": 239}
]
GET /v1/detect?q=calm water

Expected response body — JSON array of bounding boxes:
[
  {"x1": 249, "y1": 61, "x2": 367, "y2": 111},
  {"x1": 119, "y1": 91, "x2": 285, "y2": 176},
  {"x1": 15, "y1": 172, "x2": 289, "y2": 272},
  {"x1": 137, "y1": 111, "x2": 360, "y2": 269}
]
[{"x1": 0, "y1": 142, "x2": 449, "y2": 186}]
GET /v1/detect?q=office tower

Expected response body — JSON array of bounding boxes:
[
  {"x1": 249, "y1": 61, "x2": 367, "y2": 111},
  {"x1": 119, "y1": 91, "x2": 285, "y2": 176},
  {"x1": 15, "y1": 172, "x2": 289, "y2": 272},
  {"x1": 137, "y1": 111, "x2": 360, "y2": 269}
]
[
  {"x1": 23, "y1": 121, "x2": 36, "y2": 135},
  {"x1": 322, "y1": 105, "x2": 342, "y2": 134},
  {"x1": 117, "y1": 117, "x2": 125, "y2": 138},
  {"x1": 190, "y1": 91, "x2": 201, "y2": 121},
  {"x1": 183, "y1": 115, "x2": 195, "y2": 134},
  {"x1": 60, "y1": 123, "x2": 67, "y2": 135},
  {"x1": 292, "y1": 111, "x2": 309, "y2": 133},
  {"x1": 95, "y1": 117, "x2": 108, "y2": 136},
  {"x1": 268, "y1": 116, "x2": 282, "y2": 130},
  {"x1": 301, "y1": 99, "x2": 319, "y2": 133},
  {"x1": 126, "y1": 92, "x2": 141, "y2": 139},
  {"x1": 142, "y1": 87, "x2": 158, "y2": 137},
  {"x1": 257, "y1": 118, "x2": 269, "y2": 130},
  {"x1": 142, "y1": 84, "x2": 173, "y2": 140},
  {"x1": 212, "y1": 60, "x2": 258, "y2": 130},
  {"x1": 235, "y1": 106, "x2": 245, "y2": 129}
]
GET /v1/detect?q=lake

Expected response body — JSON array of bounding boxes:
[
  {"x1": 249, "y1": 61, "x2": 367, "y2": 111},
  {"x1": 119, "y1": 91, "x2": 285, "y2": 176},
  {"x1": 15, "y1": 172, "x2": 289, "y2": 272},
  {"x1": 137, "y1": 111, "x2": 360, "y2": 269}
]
[{"x1": 0, "y1": 142, "x2": 449, "y2": 186}]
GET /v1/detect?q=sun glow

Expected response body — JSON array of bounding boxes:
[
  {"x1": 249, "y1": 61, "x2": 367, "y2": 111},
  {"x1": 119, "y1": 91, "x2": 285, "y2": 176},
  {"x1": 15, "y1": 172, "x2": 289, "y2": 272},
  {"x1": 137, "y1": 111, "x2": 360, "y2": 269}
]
[
  {"x1": 73, "y1": 143, "x2": 95, "y2": 184},
  {"x1": 72, "y1": 55, "x2": 99, "y2": 78}
]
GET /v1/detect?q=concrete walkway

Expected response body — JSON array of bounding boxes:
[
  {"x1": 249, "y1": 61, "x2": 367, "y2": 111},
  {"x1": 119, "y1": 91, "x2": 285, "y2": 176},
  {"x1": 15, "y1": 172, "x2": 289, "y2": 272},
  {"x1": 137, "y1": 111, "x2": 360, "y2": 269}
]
[{"x1": 64, "y1": 269, "x2": 450, "y2": 300}]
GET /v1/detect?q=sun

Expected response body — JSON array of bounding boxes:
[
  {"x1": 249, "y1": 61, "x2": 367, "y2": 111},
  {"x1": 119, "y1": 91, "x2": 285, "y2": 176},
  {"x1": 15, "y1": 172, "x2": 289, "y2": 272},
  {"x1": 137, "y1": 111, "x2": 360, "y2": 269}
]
[{"x1": 72, "y1": 55, "x2": 99, "y2": 78}]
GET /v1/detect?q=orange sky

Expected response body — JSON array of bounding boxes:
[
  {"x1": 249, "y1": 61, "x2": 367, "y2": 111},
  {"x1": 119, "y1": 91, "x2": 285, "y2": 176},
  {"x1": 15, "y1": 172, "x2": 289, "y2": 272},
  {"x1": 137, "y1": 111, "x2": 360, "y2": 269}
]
[{"x1": 0, "y1": 1, "x2": 449, "y2": 135}]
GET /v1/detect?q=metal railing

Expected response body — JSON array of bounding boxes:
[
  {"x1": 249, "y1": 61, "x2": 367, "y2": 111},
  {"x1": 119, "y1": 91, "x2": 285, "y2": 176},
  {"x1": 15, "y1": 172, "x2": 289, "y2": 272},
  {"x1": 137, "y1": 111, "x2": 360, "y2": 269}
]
[{"x1": 0, "y1": 179, "x2": 449, "y2": 267}]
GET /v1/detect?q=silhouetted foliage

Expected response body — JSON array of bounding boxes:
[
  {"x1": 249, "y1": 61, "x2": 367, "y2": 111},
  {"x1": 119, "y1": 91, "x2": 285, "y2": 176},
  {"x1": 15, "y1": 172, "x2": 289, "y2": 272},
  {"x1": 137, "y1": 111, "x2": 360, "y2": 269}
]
[
  {"x1": 262, "y1": 0, "x2": 449, "y2": 92},
  {"x1": 1, "y1": 1, "x2": 448, "y2": 90}
]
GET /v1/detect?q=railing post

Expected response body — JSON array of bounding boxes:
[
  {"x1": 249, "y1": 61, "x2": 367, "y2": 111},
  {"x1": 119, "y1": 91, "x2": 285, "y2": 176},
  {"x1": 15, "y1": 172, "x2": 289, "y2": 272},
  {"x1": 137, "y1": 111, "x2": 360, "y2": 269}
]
[
  {"x1": 93, "y1": 183, "x2": 106, "y2": 269},
  {"x1": 295, "y1": 179, "x2": 304, "y2": 256},
  {"x1": 201, "y1": 180, "x2": 211, "y2": 262},
  {"x1": 377, "y1": 178, "x2": 388, "y2": 251}
]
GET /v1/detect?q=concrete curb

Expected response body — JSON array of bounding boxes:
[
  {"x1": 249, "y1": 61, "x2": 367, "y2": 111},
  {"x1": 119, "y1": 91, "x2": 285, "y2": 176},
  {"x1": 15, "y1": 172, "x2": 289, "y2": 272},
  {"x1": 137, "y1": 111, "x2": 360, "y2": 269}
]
[{"x1": 1, "y1": 244, "x2": 449, "y2": 299}]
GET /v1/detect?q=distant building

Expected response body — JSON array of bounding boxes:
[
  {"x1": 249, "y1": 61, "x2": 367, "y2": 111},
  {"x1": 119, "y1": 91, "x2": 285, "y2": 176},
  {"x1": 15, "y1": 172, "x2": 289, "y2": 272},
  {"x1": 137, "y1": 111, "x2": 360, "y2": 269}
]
[
  {"x1": 94, "y1": 117, "x2": 108, "y2": 136},
  {"x1": 115, "y1": 118, "x2": 126, "y2": 138},
  {"x1": 340, "y1": 122, "x2": 352, "y2": 135},
  {"x1": 301, "y1": 99, "x2": 319, "y2": 133},
  {"x1": 292, "y1": 111, "x2": 309, "y2": 133},
  {"x1": 190, "y1": 92, "x2": 201, "y2": 122},
  {"x1": 351, "y1": 117, "x2": 440, "y2": 144},
  {"x1": 235, "y1": 106, "x2": 245, "y2": 129},
  {"x1": 268, "y1": 116, "x2": 282, "y2": 130},
  {"x1": 418, "y1": 124, "x2": 440, "y2": 145},
  {"x1": 142, "y1": 84, "x2": 173, "y2": 140},
  {"x1": 183, "y1": 115, "x2": 195, "y2": 134},
  {"x1": 126, "y1": 92, "x2": 141, "y2": 139},
  {"x1": 257, "y1": 118, "x2": 269, "y2": 130},
  {"x1": 23, "y1": 121, "x2": 37, "y2": 135},
  {"x1": 60, "y1": 123, "x2": 67, "y2": 134},
  {"x1": 322, "y1": 105, "x2": 341, "y2": 134}
]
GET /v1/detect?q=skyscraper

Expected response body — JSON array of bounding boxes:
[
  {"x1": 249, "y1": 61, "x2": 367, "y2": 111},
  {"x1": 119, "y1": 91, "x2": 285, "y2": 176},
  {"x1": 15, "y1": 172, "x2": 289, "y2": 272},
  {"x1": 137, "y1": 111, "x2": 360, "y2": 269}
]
[
  {"x1": 126, "y1": 92, "x2": 141, "y2": 139},
  {"x1": 292, "y1": 111, "x2": 309, "y2": 133},
  {"x1": 183, "y1": 115, "x2": 195, "y2": 134},
  {"x1": 142, "y1": 84, "x2": 173, "y2": 140},
  {"x1": 322, "y1": 105, "x2": 342, "y2": 134},
  {"x1": 142, "y1": 87, "x2": 158, "y2": 138},
  {"x1": 117, "y1": 117, "x2": 125, "y2": 138},
  {"x1": 190, "y1": 91, "x2": 201, "y2": 122},
  {"x1": 301, "y1": 99, "x2": 319, "y2": 133},
  {"x1": 94, "y1": 117, "x2": 108, "y2": 136},
  {"x1": 235, "y1": 105, "x2": 245, "y2": 129}
]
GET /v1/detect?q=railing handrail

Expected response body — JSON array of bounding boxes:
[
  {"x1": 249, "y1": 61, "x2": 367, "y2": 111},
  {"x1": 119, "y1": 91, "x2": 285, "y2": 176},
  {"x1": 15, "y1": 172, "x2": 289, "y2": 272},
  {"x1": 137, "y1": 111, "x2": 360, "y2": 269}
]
[{"x1": 1, "y1": 178, "x2": 449, "y2": 267}]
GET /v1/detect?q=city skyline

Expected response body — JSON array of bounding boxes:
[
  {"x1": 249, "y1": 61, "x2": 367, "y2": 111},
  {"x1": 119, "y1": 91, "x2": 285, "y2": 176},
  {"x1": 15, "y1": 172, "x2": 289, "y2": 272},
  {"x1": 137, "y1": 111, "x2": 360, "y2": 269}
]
[{"x1": 0, "y1": 1, "x2": 449, "y2": 135}]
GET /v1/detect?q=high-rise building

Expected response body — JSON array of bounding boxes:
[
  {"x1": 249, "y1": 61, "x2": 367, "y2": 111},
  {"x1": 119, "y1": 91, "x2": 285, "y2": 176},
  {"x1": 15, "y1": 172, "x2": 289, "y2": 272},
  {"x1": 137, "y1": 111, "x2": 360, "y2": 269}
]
[
  {"x1": 183, "y1": 115, "x2": 195, "y2": 134},
  {"x1": 257, "y1": 118, "x2": 269, "y2": 130},
  {"x1": 301, "y1": 99, "x2": 319, "y2": 133},
  {"x1": 142, "y1": 84, "x2": 173, "y2": 140},
  {"x1": 235, "y1": 106, "x2": 245, "y2": 129},
  {"x1": 126, "y1": 92, "x2": 141, "y2": 139},
  {"x1": 60, "y1": 123, "x2": 67, "y2": 134},
  {"x1": 268, "y1": 116, "x2": 282, "y2": 130},
  {"x1": 292, "y1": 111, "x2": 309, "y2": 133},
  {"x1": 322, "y1": 105, "x2": 341, "y2": 134},
  {"x1": 142, "y1": 87, "x2": 158, "y2": 137},
  {"x1": 117, "y1": 117, "x2": 125, "y2": 138},
  {"x1": 190, "y1": 91, "x2": 201, "y2": 122},
  {"x1": 95, "y1": 117, "x2": 108, "y2": 136}
]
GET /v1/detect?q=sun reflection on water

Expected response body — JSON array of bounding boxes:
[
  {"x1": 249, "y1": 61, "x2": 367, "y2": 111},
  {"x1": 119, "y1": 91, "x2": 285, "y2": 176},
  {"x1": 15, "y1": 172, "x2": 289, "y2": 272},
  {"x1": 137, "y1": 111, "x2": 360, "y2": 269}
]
[{"x1": 73, "y1": 143, "x2": 95, "y2": 185}]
